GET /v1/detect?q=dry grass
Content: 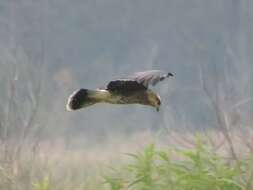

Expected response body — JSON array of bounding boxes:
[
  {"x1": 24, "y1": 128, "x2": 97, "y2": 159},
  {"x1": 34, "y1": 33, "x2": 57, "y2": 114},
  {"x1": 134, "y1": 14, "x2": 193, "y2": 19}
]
[{"x1": 0, "y1": 128, "x2": 253, "y2": 190}]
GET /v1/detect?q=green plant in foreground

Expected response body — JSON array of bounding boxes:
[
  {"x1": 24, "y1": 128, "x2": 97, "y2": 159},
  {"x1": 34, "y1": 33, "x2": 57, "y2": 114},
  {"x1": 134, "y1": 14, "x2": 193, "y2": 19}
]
[
  {"x1": 32, "y1": 176, "x2": 50, "y2": 190},
  {"x1": 105, "y1": 141, "x2": 248, "y2": 190}
]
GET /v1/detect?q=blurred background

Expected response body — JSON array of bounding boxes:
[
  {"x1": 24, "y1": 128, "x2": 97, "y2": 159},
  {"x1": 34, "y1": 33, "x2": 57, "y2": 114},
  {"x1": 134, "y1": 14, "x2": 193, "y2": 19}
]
[
  {"x1": 0, "y1": 1, "x2": 253, "y2": 189},
  {"x1": 1, "y1": 0, "x2": 252, "y2": 142}
]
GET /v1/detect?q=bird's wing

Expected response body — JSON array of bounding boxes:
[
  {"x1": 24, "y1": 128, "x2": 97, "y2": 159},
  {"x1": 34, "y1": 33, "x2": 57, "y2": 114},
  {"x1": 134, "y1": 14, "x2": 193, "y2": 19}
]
[
  {"x1": 105, "y1": 70, "x2": 173, "y2": 92},
  {"x1": 128, "y1": 70, "x2": 173, "y2": 88},
  {"x1": 106, "y1": 79, "x2": 147, "y2": 93}
]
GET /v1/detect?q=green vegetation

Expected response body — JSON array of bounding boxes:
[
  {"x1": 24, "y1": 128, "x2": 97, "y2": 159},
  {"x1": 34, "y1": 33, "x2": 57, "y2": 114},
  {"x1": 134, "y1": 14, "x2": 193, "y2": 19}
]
[
  {"x1": 1, "y1": 135, "x2": 253, "y2": 190},
  {"x1": 105, "y1": 141, "x2": 253, "y2": 190},
  {"x1": 33, "y1": 176, "x2": 50, "y2": 190}
]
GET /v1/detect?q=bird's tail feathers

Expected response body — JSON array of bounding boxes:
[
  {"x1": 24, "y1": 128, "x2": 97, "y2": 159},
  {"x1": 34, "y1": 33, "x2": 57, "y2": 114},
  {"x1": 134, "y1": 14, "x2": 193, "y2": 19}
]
[{"x1": 66, "y1": 89, "x2": 109, "y2": 111}]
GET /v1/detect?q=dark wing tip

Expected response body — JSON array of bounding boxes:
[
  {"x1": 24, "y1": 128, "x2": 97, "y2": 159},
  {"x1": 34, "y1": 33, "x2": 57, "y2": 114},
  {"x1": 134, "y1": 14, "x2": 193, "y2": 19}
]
[
  {"x1": 66, "y1": 89, "x2": 88, "y2": 111},
  {"x1": 167, "y1": 72, "x2": 174, "y2": 77},
  {"x1": 159, "y1": 72, "x2": 173, "y2": 82}
]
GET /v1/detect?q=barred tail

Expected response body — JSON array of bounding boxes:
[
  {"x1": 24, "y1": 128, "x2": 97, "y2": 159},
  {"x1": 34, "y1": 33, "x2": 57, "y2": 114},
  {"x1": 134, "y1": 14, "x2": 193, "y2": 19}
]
[{"x1": 66, "y1": 89, "x2": 110, "y2": 111}]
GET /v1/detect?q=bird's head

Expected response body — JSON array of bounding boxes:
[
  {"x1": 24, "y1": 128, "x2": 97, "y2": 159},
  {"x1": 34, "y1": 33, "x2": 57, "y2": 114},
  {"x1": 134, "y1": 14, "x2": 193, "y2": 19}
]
[{"x1": 147, "y1": 90, "x2": 161, "y2": 112}]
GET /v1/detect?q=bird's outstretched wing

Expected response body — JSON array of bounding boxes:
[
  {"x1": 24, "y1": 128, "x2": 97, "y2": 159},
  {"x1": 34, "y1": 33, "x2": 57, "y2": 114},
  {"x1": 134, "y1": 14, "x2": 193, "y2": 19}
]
[
  {"x1": 106, "y1": 70, "x2": 173, "y2": 92},
  {"x1": 106, "y1": 79, "x2": 147, "y2": 92},
  {"x1": 128, "y1": 70, "x2": 173, "y2": 88}
]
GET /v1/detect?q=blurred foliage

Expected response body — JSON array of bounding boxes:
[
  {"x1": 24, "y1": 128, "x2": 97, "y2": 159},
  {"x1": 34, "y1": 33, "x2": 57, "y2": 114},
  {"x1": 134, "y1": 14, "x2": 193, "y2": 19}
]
[
  {"x1": 105, "y1": 141, "x2": 253, "y2": 190},
  {"x1": 32, "y1": 176, "x2": 50, "y2": 190},
  {"x1": 0, "y1": 135, "x2": 252, "y2": 190}
]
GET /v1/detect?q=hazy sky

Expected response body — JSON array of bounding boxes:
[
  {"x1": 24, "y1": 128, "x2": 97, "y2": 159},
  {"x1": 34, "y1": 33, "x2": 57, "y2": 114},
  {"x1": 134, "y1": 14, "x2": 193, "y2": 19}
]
[{"x1": 0, "y1": 0, "x2": 252, "y2": 140}]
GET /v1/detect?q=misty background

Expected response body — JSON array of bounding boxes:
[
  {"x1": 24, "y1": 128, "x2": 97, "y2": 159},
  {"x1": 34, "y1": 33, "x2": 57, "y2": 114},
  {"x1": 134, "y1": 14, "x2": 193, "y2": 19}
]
[{"x1": 0, "y1": 0, "x2": 252, "y2": 146}]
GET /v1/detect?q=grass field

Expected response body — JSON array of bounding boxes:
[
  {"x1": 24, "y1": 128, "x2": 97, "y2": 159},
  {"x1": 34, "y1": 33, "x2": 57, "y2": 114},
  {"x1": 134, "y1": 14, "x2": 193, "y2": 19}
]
[{"x1": 0, "y1": 130, "x2": 253, "y2": 190}]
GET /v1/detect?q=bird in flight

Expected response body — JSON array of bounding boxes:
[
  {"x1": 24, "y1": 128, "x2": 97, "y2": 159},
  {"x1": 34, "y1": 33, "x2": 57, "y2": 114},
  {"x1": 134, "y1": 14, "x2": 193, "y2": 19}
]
[{"x1": 66, "y1": 70, "x2": 173, "y2": 112}]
